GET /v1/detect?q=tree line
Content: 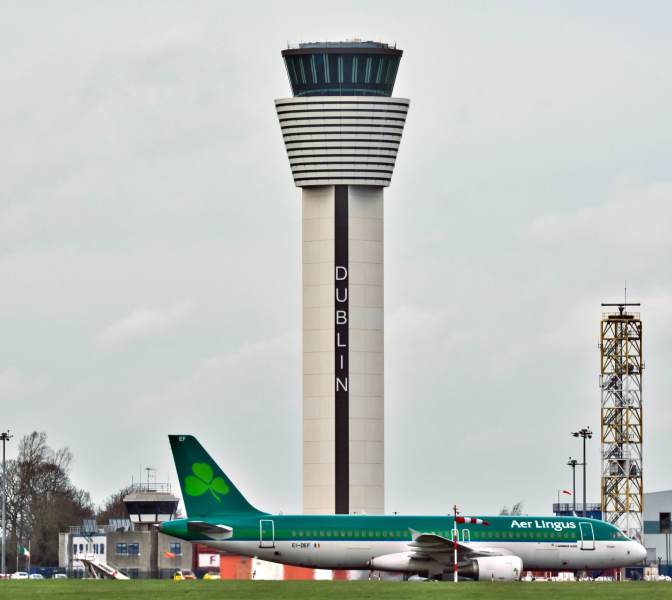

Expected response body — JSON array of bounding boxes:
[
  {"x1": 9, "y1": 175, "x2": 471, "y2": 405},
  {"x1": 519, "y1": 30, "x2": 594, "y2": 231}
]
[{"x1": 1, "y1": 431, "x2": 131, "y2": 567}]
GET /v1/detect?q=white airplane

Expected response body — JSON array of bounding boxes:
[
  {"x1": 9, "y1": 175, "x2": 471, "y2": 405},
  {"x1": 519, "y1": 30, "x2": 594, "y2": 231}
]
[{"x1": 161, "y1": 436, "x2": 647, "y2": 580}]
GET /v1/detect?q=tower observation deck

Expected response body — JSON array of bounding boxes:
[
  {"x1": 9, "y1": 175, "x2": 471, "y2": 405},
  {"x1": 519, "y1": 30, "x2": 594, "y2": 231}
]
[{"x1": 275, "y1": 41, "x2": 409, "y2": 515}]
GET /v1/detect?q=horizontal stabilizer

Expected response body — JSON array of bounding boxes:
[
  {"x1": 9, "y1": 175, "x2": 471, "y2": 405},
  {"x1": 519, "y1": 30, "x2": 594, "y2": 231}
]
[{"x1": 186, "y1": 521, "x2": 233, "y2": 539}]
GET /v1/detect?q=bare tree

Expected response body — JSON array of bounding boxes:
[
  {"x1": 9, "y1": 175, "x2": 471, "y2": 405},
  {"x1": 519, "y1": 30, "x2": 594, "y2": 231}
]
[
  {"x1": 97, "y1": 486, "x2": 135, "y2": 523},
  {"x1": 1, "y1": 432, "x2": 94, "y2": 566}
]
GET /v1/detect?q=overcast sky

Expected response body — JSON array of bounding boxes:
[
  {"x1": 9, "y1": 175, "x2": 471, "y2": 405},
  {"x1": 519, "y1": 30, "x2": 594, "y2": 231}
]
[{"x1": 1, "y1": 1, "x2": 670, "y2": 517}]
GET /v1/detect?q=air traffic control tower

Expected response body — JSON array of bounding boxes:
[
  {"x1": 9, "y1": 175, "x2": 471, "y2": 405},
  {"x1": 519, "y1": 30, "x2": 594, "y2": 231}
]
[{"x1": 275, "y1": 41, "x2": 409, "y2": 515}]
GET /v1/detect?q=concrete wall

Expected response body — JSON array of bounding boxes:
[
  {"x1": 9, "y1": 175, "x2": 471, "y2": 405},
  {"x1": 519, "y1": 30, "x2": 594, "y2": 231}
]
[
  {"x1": 303, "y1": 185, "x2": 336, "y2": 514},
  {"x1": 157, "y1": 532, "x2": 193, "y2": 572},
  {"x1": 58, "y1": 532, "x2": 69, "y2": 568},
  {"x1": 302, "y1": 185, "x2": 384, "y2": 515},
  {"x1": 106, "y1": 530, "x2": 154, "y2": 574},
  {"x1": 347, "y1": 185, "x2": 384, "y2": 515}
]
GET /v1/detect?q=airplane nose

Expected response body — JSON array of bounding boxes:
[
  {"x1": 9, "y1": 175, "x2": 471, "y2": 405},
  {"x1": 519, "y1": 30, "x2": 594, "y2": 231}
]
[{"x1": 628, "y1": 542, "x2": 646, "y2": 563}]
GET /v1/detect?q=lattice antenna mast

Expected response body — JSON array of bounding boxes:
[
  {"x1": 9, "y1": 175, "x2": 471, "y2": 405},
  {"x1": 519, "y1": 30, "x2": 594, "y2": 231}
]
[{"x1": 599, "y1": 301, "x2": 643, "y2": 541}]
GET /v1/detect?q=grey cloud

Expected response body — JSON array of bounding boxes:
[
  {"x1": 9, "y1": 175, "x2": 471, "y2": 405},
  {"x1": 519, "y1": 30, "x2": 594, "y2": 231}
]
[
  {"x1": 97, "y1": 300, "x2": 194, "y2": 348},
  {"x1": 1, "y1": 1, "x2": 670, "y2": 514}
]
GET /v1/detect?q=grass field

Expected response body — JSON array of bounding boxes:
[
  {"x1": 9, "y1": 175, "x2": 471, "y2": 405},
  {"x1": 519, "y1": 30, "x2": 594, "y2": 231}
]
[{"x1": 0, "y1": 580, "x2": 669, "y2": 599}]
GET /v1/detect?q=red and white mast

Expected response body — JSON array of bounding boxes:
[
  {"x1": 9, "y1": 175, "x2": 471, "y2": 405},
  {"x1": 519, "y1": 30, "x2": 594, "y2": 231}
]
[
  {"x1": 452, "y1": 505, "x2": 459, "y2": 583},
  {"x1": 452, "y1": 506, "x2": 490, "y2": 582}
]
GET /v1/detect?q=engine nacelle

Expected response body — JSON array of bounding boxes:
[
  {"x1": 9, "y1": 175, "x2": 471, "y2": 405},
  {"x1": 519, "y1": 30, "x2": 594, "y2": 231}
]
[
  {"x1": 459, "y1": 556, "x2": 523, "y2": 581},
  {"x1": 369, "y1": 552, "x2": 432, "y2": 572}
]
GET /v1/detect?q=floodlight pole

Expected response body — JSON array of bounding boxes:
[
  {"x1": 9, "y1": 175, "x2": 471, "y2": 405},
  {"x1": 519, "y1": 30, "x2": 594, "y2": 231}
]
[
  {"x1": 568, "y1": 458, "x2": 578, "y2": 513},
  {"x1": 1, "y1": 430, "x2": 12, "y2": 576},
  {"x1": 572, "y1": 427, "x2": 593, "y2": 517}
]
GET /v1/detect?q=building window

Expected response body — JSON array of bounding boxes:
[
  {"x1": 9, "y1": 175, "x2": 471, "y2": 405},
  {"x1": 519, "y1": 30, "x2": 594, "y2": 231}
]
[
  {"x1": 661, "y1": 512, "x2": 671, "y2": 534},
  {"x1": 376, "y1": 57, "x2": 385, "y2": 83},
  {"x1": 323, "y1": 54, "x2": 330, "y2": 84},
  {"x1": 385, "y1": 58, "x2": 396, "y2": 84},
  {"x1": 100, "y1": 543, "x2": 105, "y2": 555},
  {"x1": 169, "y1": 542, "x2": 181, "y2": 555},
  {"x1": 298, "y1": 58, "x2": 307, "y2": 84},
  {"x1": 116, "y1": 543, "x2": 127, "y2": 555},
  {"x1": 128, "y1": 543, "x2": 140, "y2": 556},
  {"x1": 288, "y1": 59, "x2": 299, "y2": 85}
]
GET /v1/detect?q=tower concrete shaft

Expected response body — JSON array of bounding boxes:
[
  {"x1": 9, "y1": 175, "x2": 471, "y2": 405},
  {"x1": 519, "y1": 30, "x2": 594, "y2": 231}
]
[
  {"x1": 276, "y1": 41, "x2": 409, "y2": 515},
  {"x1": 600, "y1": 305, "x2": 643, "y2": 540}
]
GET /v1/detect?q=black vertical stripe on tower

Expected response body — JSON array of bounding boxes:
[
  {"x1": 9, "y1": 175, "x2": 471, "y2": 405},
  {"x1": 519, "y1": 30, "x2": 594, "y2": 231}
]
[{"x1": 334, "y1": 184, "x2": 349, "y2": 515}]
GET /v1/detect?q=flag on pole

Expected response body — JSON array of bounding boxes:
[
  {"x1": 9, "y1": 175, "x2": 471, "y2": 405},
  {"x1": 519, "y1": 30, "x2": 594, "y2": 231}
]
[
  {"x1": 562, "y1": 490, "x2": 573, "y2": 496},
  {"x1": 18, "y1": 545, "x2": 30, "y2": 559},
  {"x1": 164, "y1": 551, "x2": 176, "y2": 559}
]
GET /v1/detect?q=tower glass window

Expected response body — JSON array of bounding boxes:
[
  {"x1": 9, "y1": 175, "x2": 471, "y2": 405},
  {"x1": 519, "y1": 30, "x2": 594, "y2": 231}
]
[{"x1": 282, "y1": 41, "x2": 402, "y2": 97}]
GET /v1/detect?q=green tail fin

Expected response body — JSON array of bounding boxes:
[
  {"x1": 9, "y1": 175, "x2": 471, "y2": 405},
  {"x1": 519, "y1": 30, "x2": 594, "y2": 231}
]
[{"x1": 169, "y1": 435, "x2": 264, "y2": 517}]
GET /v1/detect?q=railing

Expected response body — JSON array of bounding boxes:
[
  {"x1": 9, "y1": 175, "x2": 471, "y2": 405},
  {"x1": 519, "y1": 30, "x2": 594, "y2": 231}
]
[
  {"x1": 127, "y1": 482, "x2": 172, "y2": 493},
  {"x1": 286, "y1": 41, "x2": 394, "y2": 50},
  {"x1": 602, "y1": 312, "x2": 640, "y2": 320},
  {"x1": 553, "y1": 503, "x2": 602, "y2": 514},
  {"x1": 68, "y1": 523, "x2": 132, "y2": 535},
  {"x1": 69, "y1": 525, "x2": 112, "y2": 535}
]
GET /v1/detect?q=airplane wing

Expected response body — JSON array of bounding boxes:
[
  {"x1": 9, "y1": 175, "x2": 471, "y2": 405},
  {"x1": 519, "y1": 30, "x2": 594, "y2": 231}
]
[
  {"x1": 186, "y1": 521, "x2": 233, "y2": 540},
  {"x1": 408, "y1": 530, "x2": 510, "y2": 562}
]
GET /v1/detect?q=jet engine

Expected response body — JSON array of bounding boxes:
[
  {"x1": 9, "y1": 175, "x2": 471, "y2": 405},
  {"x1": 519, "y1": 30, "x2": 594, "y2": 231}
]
[
  {"x1": 458, "y1": 556, "x2": 523, "y2": 581},
  {"x1": 369, "y1": 552, "x2": 431, "y2": 572}
]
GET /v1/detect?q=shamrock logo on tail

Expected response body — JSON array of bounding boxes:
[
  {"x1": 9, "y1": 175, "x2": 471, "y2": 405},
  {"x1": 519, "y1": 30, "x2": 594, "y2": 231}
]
[{"x1": 184, "y1": 463, "x2": 229, "y2": 502}]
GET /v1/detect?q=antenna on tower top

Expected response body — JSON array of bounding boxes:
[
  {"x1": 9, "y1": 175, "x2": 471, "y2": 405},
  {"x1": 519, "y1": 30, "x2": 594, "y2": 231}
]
[{"x1": 601, "y1": 285, "x2": 639, "y2": 316}]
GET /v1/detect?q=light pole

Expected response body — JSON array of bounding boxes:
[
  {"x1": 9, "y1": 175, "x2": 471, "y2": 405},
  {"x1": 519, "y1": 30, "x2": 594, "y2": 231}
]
[
  {"x1": 567, "y1": 458, "x2": 578, "y2": 514},
  {"x1": 1, "y1": 430, "x2": 12, "y2": 576},
  {"x1": 572, "y1": 427, "x2": 593, "y2": 518}
]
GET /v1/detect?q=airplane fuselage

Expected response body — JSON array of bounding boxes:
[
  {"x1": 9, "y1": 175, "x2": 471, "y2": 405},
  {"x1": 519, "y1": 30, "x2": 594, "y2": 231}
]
[{"x1": 160, "y1": 513, "x2": 645, "y2": 574}]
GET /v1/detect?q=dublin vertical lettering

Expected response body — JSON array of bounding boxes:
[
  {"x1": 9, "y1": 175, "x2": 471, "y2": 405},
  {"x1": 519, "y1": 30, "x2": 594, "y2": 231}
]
[{"x1": 334, "y1": 185, "x2": 349, "y2": 514}]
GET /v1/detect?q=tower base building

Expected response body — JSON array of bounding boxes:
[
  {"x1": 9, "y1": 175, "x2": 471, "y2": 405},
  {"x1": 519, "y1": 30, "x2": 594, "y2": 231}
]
[{"x1": 276, "y1": 41, "x2": 409, "y2": 514}]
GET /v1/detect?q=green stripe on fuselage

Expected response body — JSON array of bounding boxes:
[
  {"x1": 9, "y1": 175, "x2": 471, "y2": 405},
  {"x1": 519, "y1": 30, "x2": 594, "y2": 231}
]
[{"x1": 161, "y1": 514, "x2": 628, "y2": 544}]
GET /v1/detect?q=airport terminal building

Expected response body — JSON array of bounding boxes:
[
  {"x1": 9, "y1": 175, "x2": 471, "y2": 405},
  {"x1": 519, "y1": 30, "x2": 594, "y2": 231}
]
[
  {"x1": 275, "y1": 41, "x2": 409, "y2": 515},
  {"x1": 58, "y1": 484, "x2": 195, "y2": 579}
]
